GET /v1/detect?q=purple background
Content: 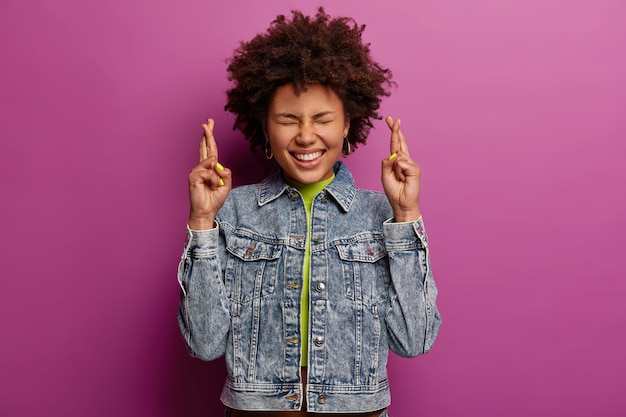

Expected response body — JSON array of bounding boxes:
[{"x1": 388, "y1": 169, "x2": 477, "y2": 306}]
[{"x1": 1, "y1": 0, "x2": 625, "y2": 416}]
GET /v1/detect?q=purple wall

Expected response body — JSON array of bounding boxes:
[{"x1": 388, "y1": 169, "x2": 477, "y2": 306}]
[{"x1": 1, "y1": 0, "x2": 625, "y2": 416}]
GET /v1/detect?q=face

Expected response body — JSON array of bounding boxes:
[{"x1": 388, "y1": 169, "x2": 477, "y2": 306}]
[{"x1": 265, "y1": 83, "x2": 350, "y2": 184}]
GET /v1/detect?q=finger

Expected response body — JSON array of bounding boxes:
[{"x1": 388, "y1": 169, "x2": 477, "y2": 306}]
[
  {"x1": 191, "y1": 159, "x2": 232, "y2": 188},
  {"x1": 190, "y1": 166, "x2": 225, "y2": 191},
  {"x1": 394, "y1": 160, "x2": 406, "y2": 182},
  {"x1": 395, "y1": 153, "x2": 421, "y2": 180},
  {"x1": 199, "y1": 132, "x2": 208, "y2": 164},
  {"x1": 203, "y1": 119, "x2": 219, "y2": 162},
  {"x1": 398, "y1": 127, "x2": 410, "y2": 156},
  {"x1": 191, "y1": 157, "x2": 217, "y2": 172},
  {"x1": 381, "y1": 154, "x2": 396, "y2": 174},
  {"x1": 215, "y1": 164, "x2": 232, "y2": 189},
  {"x1": 199, "y1": 118, "x2": 215, "y2": 163},
  {"x1": 386, "y1": 116, "x2": 401, "y2": 155},
  {"x1": 385, "y1": 115, "x2": 395, "y2": 129},
  {"x1": 189, "y1": 167, "x2": 216, "y2": 187},
  {"x1": 381, "y1": 153, "x2": 404, "y2": 183}
]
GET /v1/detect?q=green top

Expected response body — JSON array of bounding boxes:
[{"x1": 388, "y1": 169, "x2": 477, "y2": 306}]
[{"x1": 286, "y1": 174, "x2": 335, "y2": 367}]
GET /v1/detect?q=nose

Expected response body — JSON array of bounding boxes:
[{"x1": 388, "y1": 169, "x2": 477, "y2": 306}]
[{"x1": 295, "y1": 122, "x2": 316, "y2": 146}]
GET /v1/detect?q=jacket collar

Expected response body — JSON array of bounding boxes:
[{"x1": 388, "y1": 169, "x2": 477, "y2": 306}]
[{"x1": 257, "y1": 161, "x2": 356, "y2": 212}]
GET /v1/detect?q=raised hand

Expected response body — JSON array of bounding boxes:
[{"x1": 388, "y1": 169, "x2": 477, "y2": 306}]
[
  {"x1": 187, "y1": 119, "x2": 232, "y2": 230},
  {"x1": 381, "y1": 116, "x2": 422, "y2": 222}
]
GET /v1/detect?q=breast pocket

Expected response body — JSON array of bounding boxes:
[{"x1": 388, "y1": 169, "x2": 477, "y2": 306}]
[
  {"x1": 336, "y1": 236, "x2": 390, "y2": 307},
  {"x1": 224, "y1": 234, "x2": 283, "y2": 304}
]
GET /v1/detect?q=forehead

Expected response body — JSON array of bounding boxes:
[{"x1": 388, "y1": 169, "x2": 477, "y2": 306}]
[{"x1": 269, "y1": 83, "x2": 344, "y2": 114}]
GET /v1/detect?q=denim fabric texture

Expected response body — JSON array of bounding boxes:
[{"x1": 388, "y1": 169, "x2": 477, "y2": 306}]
[
  {"x1": 224, "y1": 408, "x2": 389, "y2": 416},
  {"x1": 178, "y1": 162, "x2": 441, "y2": 413}
]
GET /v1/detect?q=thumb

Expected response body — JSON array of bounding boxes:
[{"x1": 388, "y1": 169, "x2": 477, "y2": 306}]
[{"x1": 381, "y1": 153, "x2": 398, "y2": 175}]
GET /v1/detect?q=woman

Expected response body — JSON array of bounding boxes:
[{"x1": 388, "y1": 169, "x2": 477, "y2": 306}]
[{"x1": 178, "y1": 8, "x2": 441, "y2": 416}]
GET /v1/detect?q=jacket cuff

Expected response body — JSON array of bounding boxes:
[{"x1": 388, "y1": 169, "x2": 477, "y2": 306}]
[
  {"x1": 383, "y1": 216, "x2": 428, "y2": 250},
  {"x1": 183, "y1": 222, "x2": 220, "y2": 258}
]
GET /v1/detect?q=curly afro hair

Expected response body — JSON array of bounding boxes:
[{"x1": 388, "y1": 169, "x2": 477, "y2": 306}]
[{"x1": 224, "y1": 7, "x2": 395, "y2": 152}]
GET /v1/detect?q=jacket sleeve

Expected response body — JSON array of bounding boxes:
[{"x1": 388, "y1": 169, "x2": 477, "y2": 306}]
[
  {"x1": 383, "y1": 217, "x2": 441, "y2": 357},
  {"x1": 177, "y1": 224, "x2": 230, "y2": 361}
]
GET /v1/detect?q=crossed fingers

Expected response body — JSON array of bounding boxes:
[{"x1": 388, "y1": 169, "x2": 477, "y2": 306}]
[
  {"x1": 386, "y1": 116, "x2": 409, "y2": 157},
  {"x1": 199, "y1": 118, "x2": 218, "y2": 164}
]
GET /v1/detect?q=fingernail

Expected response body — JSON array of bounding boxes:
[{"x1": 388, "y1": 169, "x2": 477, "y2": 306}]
[
  {"x1": 216, "y1": 162, "x2": 224, "y2": 171},
  {"x1": 389, "y1": 153, "x2": 397, "y2": 160},
  {"x1": 219, "y1": 179, "x2": 225, "y2": 186}
]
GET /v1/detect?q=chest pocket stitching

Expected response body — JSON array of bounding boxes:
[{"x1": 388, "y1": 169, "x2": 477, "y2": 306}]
[
  {"x1": 225, "y1": 234, "x2": 283, "y2": 304},
  {"x1": 336, "y1": 238, "x2": 389, "y2": 306},
  {"x1": 336, "y1": 238, "x2": 386, "y2": 263}
]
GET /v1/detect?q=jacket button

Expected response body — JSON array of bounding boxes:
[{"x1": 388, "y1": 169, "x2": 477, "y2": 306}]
[
  {"x1": 315, "y1": 282, "x2": 326, "y2": 293},
  {"x1": 314, "y1": 336, "x2": 324, "y2": 347},
  {"x1": 317, "y1": 394, "x2": 327, "y2": 404}
]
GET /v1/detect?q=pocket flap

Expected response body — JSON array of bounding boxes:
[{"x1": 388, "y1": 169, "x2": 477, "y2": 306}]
[
  {"x1": 226, "y1": 235, "x2": 282, "y2": 261},
  {"x1": 336, "y1": 238, "x2": 386, "y2": 263}
]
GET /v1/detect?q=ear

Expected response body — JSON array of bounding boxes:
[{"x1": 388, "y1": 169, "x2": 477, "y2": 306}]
[{"x1": 343, "y1": 115, "x2": 350, "y2": 138}]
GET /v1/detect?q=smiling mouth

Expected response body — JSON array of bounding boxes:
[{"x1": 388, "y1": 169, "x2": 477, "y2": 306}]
[{"x1": 292, "y1": 151, "x2": 324, "y2": 161}]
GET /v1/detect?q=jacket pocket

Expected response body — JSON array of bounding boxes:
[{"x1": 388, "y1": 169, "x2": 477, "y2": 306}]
[
  {"x1": 224, "y1": 233, "x2": 282, "y2": 304},
  {"x1": 336, "y1": 234, "x2": 390, "y2": 307}
]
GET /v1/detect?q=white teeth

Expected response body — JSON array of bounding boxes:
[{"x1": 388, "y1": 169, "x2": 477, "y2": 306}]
[{"x1": 294, "y1": 152, "x2": 323, "y2": 161}]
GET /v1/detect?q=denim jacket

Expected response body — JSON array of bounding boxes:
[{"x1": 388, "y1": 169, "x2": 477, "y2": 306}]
[{"x1": 178, "y1": 162, "x2": 441, "y2": 413}]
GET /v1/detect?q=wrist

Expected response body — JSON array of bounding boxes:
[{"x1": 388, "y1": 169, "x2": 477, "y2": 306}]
[
  {"x1": 393, "y1": 210, "x2": 421, "y2": 223},
  {"x1": 187, "y1": 215, "x2": 216, "y2": 231}
]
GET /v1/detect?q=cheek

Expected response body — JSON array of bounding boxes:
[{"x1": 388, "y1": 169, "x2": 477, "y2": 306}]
[
  {"x1": 268, "y1": 132, "x2": 292, "y2": 150},
  {"x1": 326, "y1": 127, "x2": 347, "y2": 146}
]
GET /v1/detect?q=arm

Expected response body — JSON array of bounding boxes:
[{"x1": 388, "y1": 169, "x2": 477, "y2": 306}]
[
  {"x1": 384, "y1": 217, "x2": 441, "y2": 357},
  {"x1": 177, "y1": 225, "x2": 230, "y2": 360},
  {"x1": 178, "y1": 118, "x2": 233, "y2": 360},
  {"x1": 380, "y1": 116, "x2": 441, "y2": 356}
]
